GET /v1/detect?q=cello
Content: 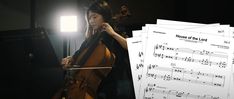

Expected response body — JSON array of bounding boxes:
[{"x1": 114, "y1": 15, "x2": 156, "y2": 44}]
[{"x1": 52, "y1": 31, "x2": 115, "y2": 99}]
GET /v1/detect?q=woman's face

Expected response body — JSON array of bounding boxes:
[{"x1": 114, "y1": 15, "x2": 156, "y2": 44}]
[{"x1": 88, "y1": 11, "x2": 105, "y2": 30}]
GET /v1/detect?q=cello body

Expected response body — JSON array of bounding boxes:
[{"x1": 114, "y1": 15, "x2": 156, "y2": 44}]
[{"x1": 52, "y1": 32, "x2": 115, "y2": 99}]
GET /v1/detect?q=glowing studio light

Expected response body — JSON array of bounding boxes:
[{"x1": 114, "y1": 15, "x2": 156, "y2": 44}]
[{"x1": 60, "y1": 16, "x2": 77, "y2": 33}]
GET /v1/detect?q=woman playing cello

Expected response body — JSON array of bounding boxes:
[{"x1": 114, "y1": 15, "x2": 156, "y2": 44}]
[{"x1": 60, "y1": 1, "x2": 134, "y2": 99}]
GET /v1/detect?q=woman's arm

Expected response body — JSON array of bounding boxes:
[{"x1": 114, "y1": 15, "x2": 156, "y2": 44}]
[{"x1": 102, "y1": 23, "x2": 128, "y2": 49}]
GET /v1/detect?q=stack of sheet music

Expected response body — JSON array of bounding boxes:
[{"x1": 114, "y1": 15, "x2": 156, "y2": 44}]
[{"x1": 127, "y1": 19, "x2": 234, "y2": 99}]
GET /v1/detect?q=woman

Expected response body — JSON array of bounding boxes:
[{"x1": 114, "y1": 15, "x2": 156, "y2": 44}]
[{"x1": 61, "y1": 1, "x2": 134, "y2": 99}]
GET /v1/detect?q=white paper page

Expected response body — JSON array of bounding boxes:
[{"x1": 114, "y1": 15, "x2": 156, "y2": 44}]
[
  {"x1": 186, "y1": 25, "x2": 231, "y2": 37},
  {"x1": 135, "y1": 24, "x2": 220, "y2": 99},
  {"x1": 142, "y1": 24, "x2": 225, "y2": 59},
  {"x1": 143, "y1": 24, "x2": 234, "y2": 99},
  {"x1": 151, "y1": 20, "x2": 234, "y2": 98},
  {"x1": 133, "y1": 30, "x2": 143, "y2": 37},
  {"x1": 127, "y1": 37, "x2": 144, "y2": 99},
  {"x1": 156, "y1": 19, "x2": 220, "y2": 25},
  {"x1": 139, "y1": 27, "x2": 233, "y2": 99},
  {"x1": 229, "y1": 27, "x2": 234, "y2": 99},
  {"x1": 232, "y1": 27, "x2": 234, "y2": 39},
  {"x1": 132, "y1": 27, "x2": 148, "y2": 37},
  {"x1": 149, "y1": 24, "x2": 219, "y2": 29},
  {"x1": 131, "y1": 23, "x2": 232, "y2": 99}
]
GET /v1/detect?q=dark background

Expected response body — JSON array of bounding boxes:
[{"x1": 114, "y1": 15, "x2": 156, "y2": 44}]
[
  {"x1": 0, "y1": 0, "x2": 233, "y2": 99},
  {"x1": 1, "y1": 0, "x2": 234, "y2": 31}
]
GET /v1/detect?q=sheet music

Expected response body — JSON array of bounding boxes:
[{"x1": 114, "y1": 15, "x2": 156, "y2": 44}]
[
  {"x1": 139, "y1": 27, "x2": 233, "y2": 99},
  {"x1": 130, "y1": 23, "x2": 226, "y2": 99},
  {"x1": 127, "y1": 37, "x2": 144, "y2": 99},
  {"x1": 129, "y1": 20, "x2": 234, "y2": 99}
]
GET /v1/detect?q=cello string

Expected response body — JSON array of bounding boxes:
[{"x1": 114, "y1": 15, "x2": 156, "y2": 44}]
[{"x1": 66, "y1": 67, "x2": 112, "y2": 70}]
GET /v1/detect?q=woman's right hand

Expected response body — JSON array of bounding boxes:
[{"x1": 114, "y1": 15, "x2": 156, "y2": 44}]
[{"x1": 61, "y1": 56, "x2": 73, "y2": 69}]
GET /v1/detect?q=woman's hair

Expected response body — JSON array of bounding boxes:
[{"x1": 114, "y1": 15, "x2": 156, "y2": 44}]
[{"x1": 85, "y1": 1, "x2": 113, "y2": 38}]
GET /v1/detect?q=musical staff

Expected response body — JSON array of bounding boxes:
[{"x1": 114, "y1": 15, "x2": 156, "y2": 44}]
[
  {"x1": 153, "y1": 53, "x2": 227, "y2": 68},
  {"x1": 154, "y1": 44, "x2": 228, "y2": 58},
  {"x1": 144, "y1": 85, "x2": 220, "y2": 99},
  {"x1": 146, "y1": 64, "x2": 225, "y2": 87}
]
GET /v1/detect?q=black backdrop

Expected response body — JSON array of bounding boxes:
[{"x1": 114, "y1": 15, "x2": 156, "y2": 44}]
[{"x1": 0, "y1": 29, "x2": 64, "y2": 99}]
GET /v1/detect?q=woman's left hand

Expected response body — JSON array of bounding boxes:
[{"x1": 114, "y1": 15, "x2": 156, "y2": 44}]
[{"x1": 102, "y1": 23, "x2": 116, "y2": 36}]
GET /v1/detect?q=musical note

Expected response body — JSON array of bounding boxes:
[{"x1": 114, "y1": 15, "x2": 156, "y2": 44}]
[
  {"x1": 139, "y1": 52, "x2": 144, "y2": 57},
  {"x1": 138, "y1": 74, "x2": 142, "y2": 81},
  {"x1": 136, "y1": 63, "x2": 144, "y2": 69}
]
